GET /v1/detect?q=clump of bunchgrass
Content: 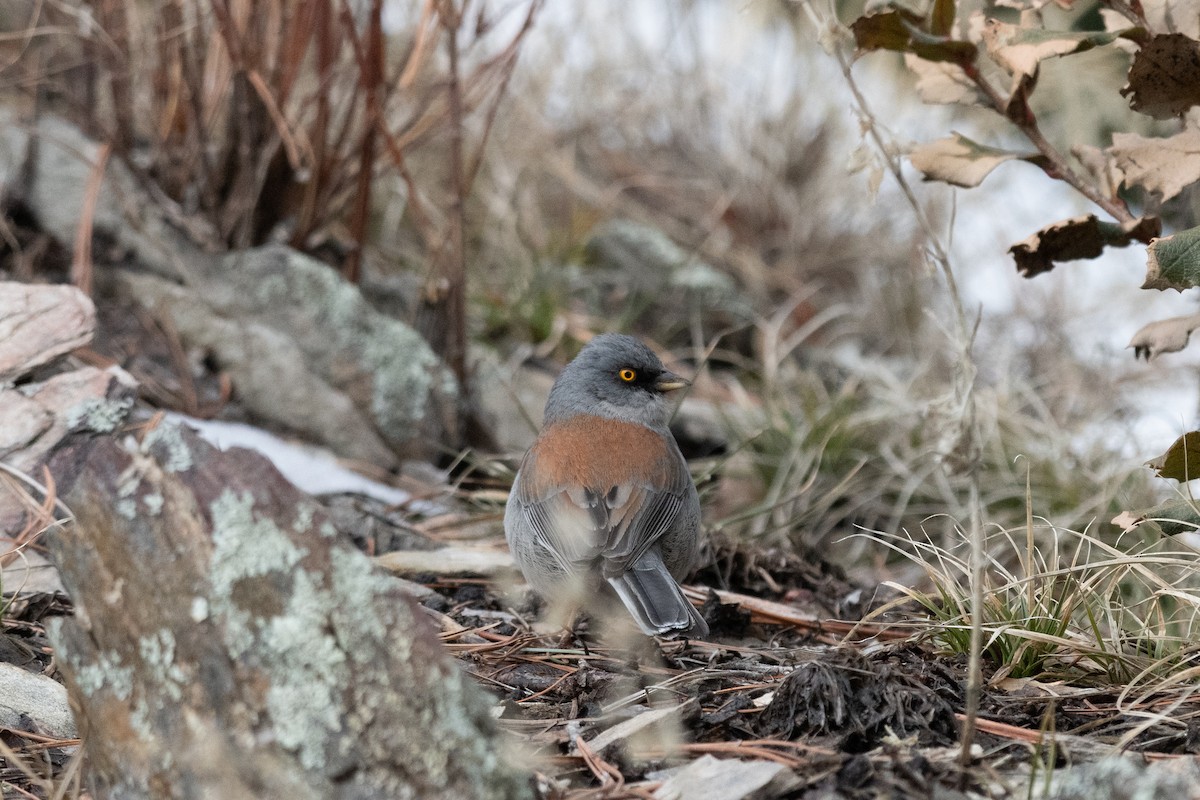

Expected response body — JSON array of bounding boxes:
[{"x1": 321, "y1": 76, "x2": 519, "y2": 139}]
[
  {"x1": 701, "y1": 302, "x2": 1155, "y2": 569},
  {"x1": 861, "y1": 518, "x2": 1200, "y2": 684}
]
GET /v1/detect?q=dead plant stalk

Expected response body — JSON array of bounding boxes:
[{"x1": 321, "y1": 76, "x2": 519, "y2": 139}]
[{"x1": 795, "y1": 0, "x2": 986, "y2": 771}]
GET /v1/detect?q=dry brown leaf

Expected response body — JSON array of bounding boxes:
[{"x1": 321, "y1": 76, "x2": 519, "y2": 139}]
[
  {"x1": 909, "y1": 133, "x2": 1025, "y2": 187},
  {"x1": 966, "y1": 10, "x2": 988, "y2": 45},
  {"x1": 903, "y1": 54, "x2": 988, "y2": 106},
  {"x1": 1111, "y1": 128, "x2": 1200, "y2": 202},
  {"x1": 851, "y1": 9, "x2": 978, "y2": 62},
  {"x1": 982, "y1": 19, "x2": 1127, "y2": 89},
  {"x1": 981, "y1": 19, "x2": 1030, "y2": 81},
  {"x1": 992, "y1": 0, "x2": 1073, "y2": 11},
  {"x1": 1111, "y1": 510, "x2": 1143, "y2": 533},
  {"x1": 1114, "y1": 499, "x2": 1200, "y2": 535},
  {"x1": 1121, "y1": 33, "x2": 1200, "y2": 119},
  {"x1": 1126, "y1": 311, "x2": 1200, "y2": 360},
  {"x1": 1145, "y1": 431, "x2": 1200, "y2": 480},
  {"x1": 1009, "y1": 215, "x2": 1106, "y2": 276},
  {"x1": 1099, "y1": 9, "x2": 1139, "y2": 53},
  {"x1": 1011, "y1": 215, "x2": 1158, "y2": 277}
]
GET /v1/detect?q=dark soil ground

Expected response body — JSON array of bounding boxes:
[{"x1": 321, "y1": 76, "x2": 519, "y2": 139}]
[
  {"x1": 390, "y1": 523, "x2": 1200, "y2": 799},
  {"x1": 4, "y1": 484, "x2": 1200, "y2": 799}
]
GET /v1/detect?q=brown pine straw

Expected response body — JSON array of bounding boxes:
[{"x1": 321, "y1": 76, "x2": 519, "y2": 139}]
[
  {"x1": 0, "y1": 465, "x2": 66, "y2": 569},
  {"x1": 572, "y1": 736, "x2": 660, "y2": 799},
  {"x1": 0, "y1": 730, "x2": 84, "y2": 800},
  {"x1": 245, "y1": 69, "x2": 310, "y2": 170},
  {"x1": 681, "y1": 584, "x2": 911, "y2": 641},
  {"x1": 962, "y1": 713, "x2": 1194, "y2": 761},
  {"x1": 70, "y1": 141, "x2": 110, "y2": 297}
]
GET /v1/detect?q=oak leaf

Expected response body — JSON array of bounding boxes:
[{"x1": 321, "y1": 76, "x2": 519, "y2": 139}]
[
  {"x1": 909, "y1": 133, "x2": 1038, "y2": 188},
  {"x1": 1010, "y1": 215, "x2": 1159, "y2": 277},
  {"x1": 1127, "y1": 312, "x2": 1200, "y2": 360},
  {"x1": 851, "y1": 10, "x2": 978, "y2": 62},
  {"x1": 1145, "y1": 431, "x2": 1200, "y2": 480},
  {"x1": 982, "y1": 19, "x2": 1131, "y2": 84},
  {"x1": 1121, "y1": 33, "x2": 1200, "y2": 119},
  {"x1": 904, "y1": 54, "x2": 988, "y2": 105},
  {"x1": 1112, "y1": 501, "x2": 1200, "y2": 536},
  {"x1": 1142, "y1": 225, "x2": 1200, "y2": 291},
  {"x1": 1111, "y1": 128, "x2": 1200, "y2": 203}
]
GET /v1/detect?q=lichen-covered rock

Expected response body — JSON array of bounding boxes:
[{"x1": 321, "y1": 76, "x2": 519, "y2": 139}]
[
  {"x1": 0, "y1": 366, "x2": 137, "y2": 472},
  {"x1": 46, "y1": 422, "x2": 531, "y2": 800},
  {"x1": 114, "y1": 251, "x2": 459, "y2": 467},
  {"x1": 0, "y1": 112, "x2": 197, "y2": 280},
  {"x1": 205, "y1": 245, "x2": 459, "y2": 462},
  {"x1": 582, "y1": 219, "x2": 751, "y2": 335},
  {"x1": 0, "y1": 113, "x2": 460, "y2": 467},
  {"x1": 0, "y1": 362, "x2": 138, "y2": 591}
]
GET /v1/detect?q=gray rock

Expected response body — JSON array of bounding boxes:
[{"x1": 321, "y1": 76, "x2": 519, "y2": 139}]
[
  {"x1": 650, "y1": 754, "x2": 799, "y2": 800},
  {"x1": 0, "y1": 112, "x2": 459, "y2": 467},
  {"x1": 0, "y1": 112, "x2": 199, "y2": 281},
  {"x1": 115, "y1": 246, "x2": 459, "y2": 467},
  {"x1": 470, "y1": 346, "x2": 555, "y2": 454},
  {"x1": 46, "y1": 422, "x2": 532, "y2": 799},
  {"x1": 1047, "y1": 756, "x2": 1200, "y2": 800},
  {"x1": 0, "y1": 662, "x2": 76, "y2": 739},
  {"x1": 582, "y1": 219, "x2": 749, "y2": 327}
]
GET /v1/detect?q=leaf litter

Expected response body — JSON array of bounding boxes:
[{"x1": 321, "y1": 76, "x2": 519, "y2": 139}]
[{"x1": 373, "y1": 495, "x2": 1200, "y2": 799}]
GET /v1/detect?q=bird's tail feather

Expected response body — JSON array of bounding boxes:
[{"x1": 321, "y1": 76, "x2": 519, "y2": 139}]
[{"x1": 607, "y1": 551, "x2": 708, "y2": 638}]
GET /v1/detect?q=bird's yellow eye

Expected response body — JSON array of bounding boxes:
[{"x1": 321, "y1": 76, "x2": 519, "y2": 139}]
[{"x1": 619, "y1": 368, "x2": 637, "y2": 382}]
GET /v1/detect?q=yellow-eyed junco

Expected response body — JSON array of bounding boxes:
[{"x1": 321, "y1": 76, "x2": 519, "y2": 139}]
[{"x1": 505, "y1": 334, "x2": 708, "y2": 638}]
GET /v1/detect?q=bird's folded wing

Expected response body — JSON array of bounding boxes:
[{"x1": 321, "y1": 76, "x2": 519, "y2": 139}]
[{"x1": 517, "y1": 477, "x2": 685, "y2": 575}]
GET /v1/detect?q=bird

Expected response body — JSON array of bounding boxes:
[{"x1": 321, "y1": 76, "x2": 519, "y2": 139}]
[{"x1": 504, "y1": 333, "x2": 709, "y2": 639}]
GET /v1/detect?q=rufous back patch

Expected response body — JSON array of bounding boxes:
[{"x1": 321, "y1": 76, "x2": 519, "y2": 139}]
[{"x1": 521, "y1": 415, "x2": 677, "y2": 496}]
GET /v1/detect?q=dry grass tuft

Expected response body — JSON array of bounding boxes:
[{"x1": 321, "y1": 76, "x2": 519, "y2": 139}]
[{"x1": 863, "y1": 520, "x2": 1200, "y2": 686}]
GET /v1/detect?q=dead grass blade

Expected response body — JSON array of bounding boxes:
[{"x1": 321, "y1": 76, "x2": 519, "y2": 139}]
[{"x1": 69, "y1": 140, "x2": 109, "y2": 296}]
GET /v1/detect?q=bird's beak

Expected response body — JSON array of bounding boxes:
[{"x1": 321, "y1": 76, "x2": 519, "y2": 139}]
[{"x1": 654, "y1": 371, "x2": 690, "y2": 392}]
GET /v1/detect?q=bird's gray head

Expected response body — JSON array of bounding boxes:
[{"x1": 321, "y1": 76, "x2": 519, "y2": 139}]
[{"x1": 543, "y1": 334, "x2": 689, "y2": 428}]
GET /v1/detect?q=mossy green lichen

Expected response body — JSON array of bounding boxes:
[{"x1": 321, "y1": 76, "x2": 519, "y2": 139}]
[
  {"x1": 190, "y1": 596, "x2": 209, "y2": 623},
  {"x1": 363, "y1": 323, "x2": 451, "y2": 431},
  {"x1": 264, "y1": 570, "x2": 349, "y2": 771},
  {"x1": 293, "y1": 505, "x2": 315, "y2": 534},
  {"x1": 67, "y1": 647, "x2": 135, "y2": 702},
  {"x1": 137, "y1": 629, "x2": 187, "y2": 702},
  {"x1": 208, "y1": 490, "x2": 308, "y2": 658},
  {"x1": 328, "y1": 548, "x2": 392, "y2": 654},
  {"x1": 205, "y1": 491, "x2": 302, "y2": 662},
  {"x1": 221, "y1": 246, "x2": 460, "y2": 443},
  {"x1": 66, "y1": 396, "x2": 133, "y2": 433},
  {"x1": 325, "y1": 551, "x2": 525, "y2": 799},
  {"x1": 209, "y1": 491, "x2": 307, "y2": 589},
  {"x1": 207, "y1": 489, "x2": 358, "y2": 773},
  {"x1": 143, "y1": 423, "x2": 195, "y2": 473},
  {"x1": 116, "y1": 466, "x2": 143, "y2": 520}
]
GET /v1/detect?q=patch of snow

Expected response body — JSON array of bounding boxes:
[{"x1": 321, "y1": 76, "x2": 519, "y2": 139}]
[{"x1": 165, "y1": 413, "x2": 441, "y2": 512}]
